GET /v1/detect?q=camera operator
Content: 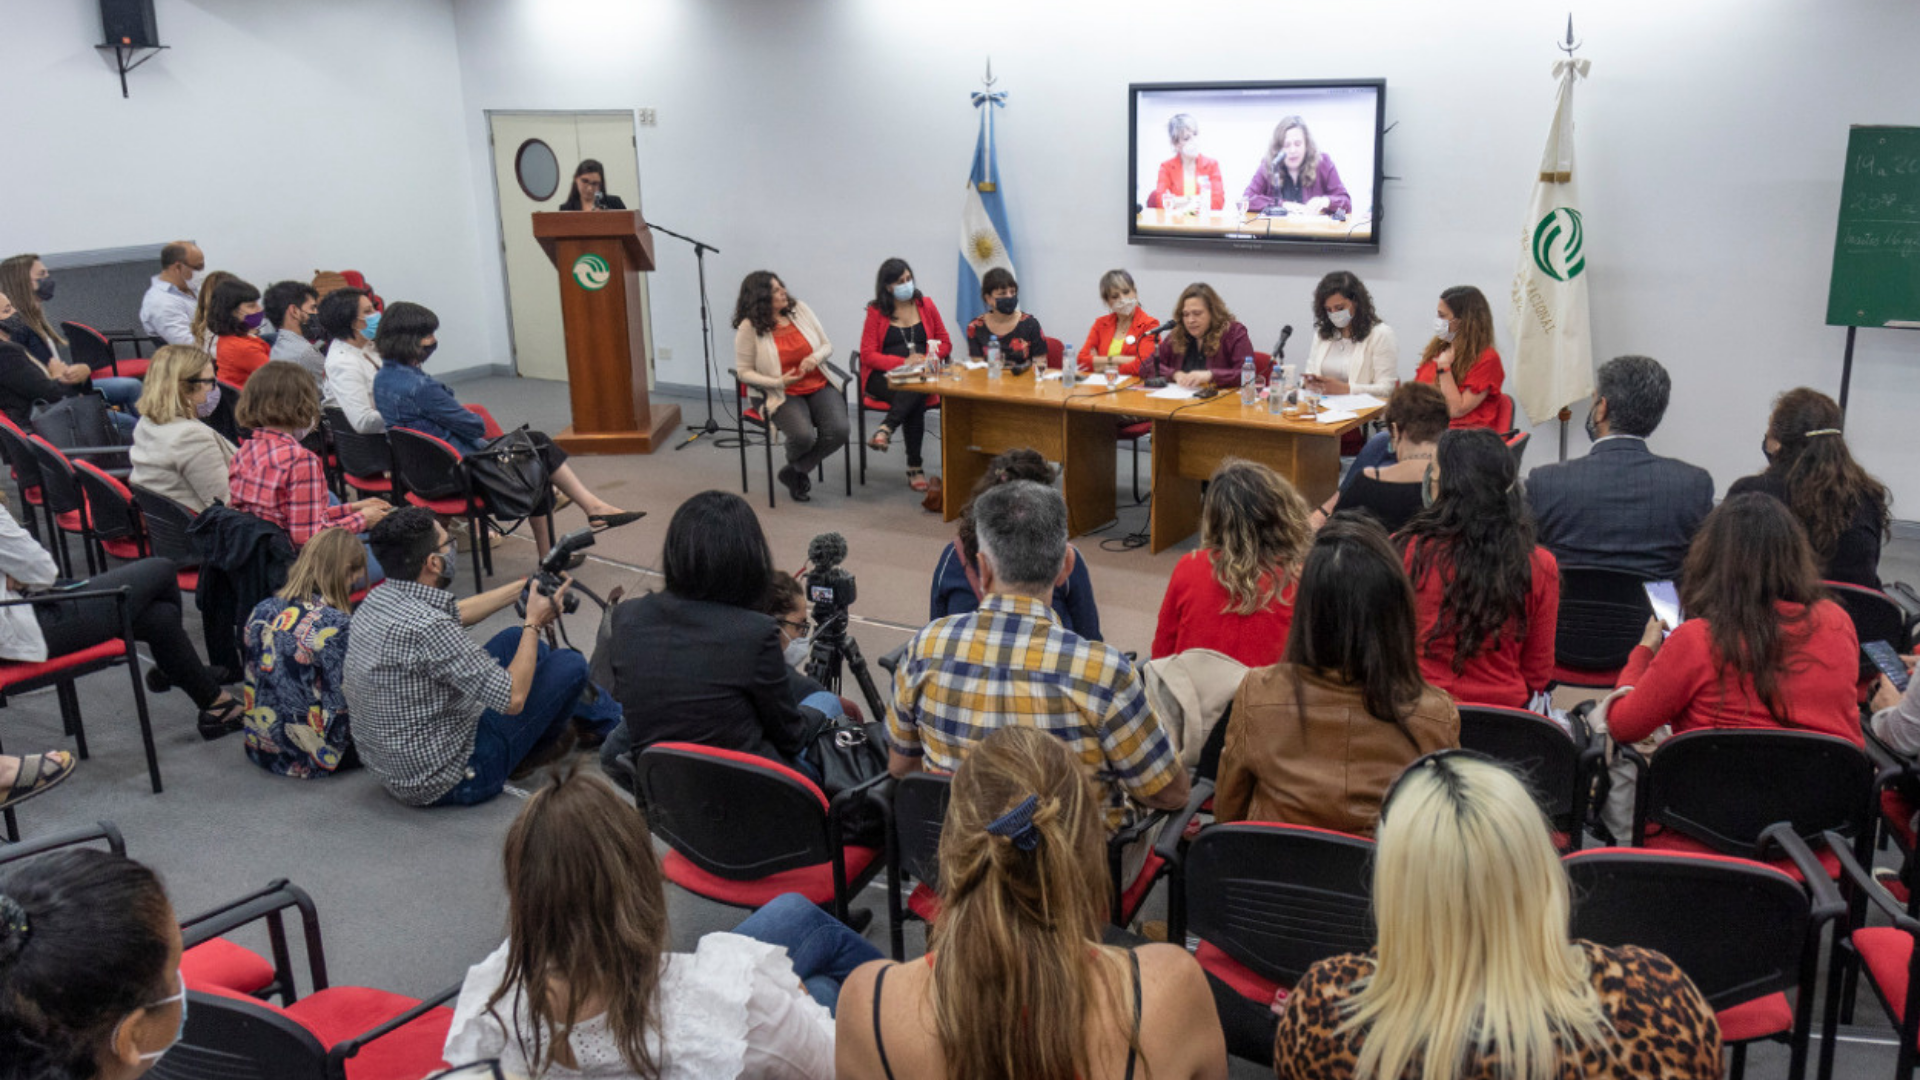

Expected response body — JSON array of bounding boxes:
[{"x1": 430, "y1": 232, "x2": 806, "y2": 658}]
[
  {"x1": 760, "y1": 570, "x2": 858, "y2": 718},
  {"x1": 594, "y1": 492, "x2": 816, "y2": 792},
  {"x1": 344, "y1": 506, "x2": 590, "y2": 808}
]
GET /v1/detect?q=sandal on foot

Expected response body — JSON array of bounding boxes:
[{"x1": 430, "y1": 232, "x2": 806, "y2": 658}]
[
  {"x1": 907, "y1": 468, "x2": 931, "y2": 492},
  {"x1": 198, "y1": 698, "x2": 246, "y2": 741},
  {"x1": 0, "y1": 751, "x2": 76, "y2": 811},
  {"x1": 867, "y1": 425, "x2": 893, "y2": 452},
  {"x1": 588, "y1": 510, "x2": 646, "y2": 531}
]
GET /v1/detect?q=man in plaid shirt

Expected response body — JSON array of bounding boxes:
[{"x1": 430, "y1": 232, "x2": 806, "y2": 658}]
[{"x1": 888, "y1": 480, "x2": 1188, "y2": 832}]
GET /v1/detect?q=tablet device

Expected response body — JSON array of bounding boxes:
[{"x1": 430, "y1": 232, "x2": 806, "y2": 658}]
[
  {"x1": 1864, "y1": 639, "x2": 1911, "y2": 693},
  {"x1": 1643, "y1": 580, "x2": 1681, "y2": 632}
]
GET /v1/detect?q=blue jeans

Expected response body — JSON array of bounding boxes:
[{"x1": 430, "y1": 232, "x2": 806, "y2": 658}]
[
  {"x1": 732, "y1": 892, "x2": 883, "y2": 1014},
  {"x1": 324, "y1": 492, "x2": 385, "y2": 583},
  {"x1": 1341, "y1": 430, "x2": 1397, "y2": 494},
  {"x1": 433, "y1": 630, "x2": 590, "y2": 806}
]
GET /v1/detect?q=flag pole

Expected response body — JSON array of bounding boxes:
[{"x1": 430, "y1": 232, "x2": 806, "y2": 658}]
[{"x1": 1556, "y1": 14, "x2": 1581, "y2": 462}]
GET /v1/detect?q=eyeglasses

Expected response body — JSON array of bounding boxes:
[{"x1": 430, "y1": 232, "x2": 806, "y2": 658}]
[
  {"x1": 778, "y1": 617, "x2": 811, "y2": 636},
  {"x1": 183, "y1": 377, "x2": 217, "y2": 388}
]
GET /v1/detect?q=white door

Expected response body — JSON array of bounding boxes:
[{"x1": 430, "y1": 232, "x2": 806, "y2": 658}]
[{"x1": 488, "y1": 111, "x2": 652, "y2": 382}]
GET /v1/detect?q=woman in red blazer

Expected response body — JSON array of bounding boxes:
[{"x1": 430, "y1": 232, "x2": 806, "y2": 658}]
[
  {"x1": 1151, "y1": 113, "x2": 1225, "y2": 213},
  {"x1": 859, "y1": 257, "x2": 950, "y2": 492},
  {"x1": 1075, "y1": 269, "x2": 1159, "y2": 376}
]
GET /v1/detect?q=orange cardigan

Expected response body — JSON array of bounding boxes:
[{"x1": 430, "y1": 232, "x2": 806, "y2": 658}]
[
  {"x1": 1154, "y1": 155, "x2": 1225, "y2": 210},
  {"x1": 1077, "y1": 307, "x2": 1160, "y2": 376},
  {"x1": 217, "y1": 334, "x2": 272, "y2": 387}
]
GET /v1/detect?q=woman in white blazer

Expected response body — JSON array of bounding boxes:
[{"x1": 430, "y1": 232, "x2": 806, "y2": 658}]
[
  {"x1": 1301, "y1": 270, "x2": 1398, "y2": 398},
  {"x1": 732, "y1": 272, "x2": 848, "y2": 502}
]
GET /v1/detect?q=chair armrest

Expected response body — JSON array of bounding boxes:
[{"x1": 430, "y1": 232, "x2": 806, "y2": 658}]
[
  {"x1": 56, "y1": 445, "x2": 132, "y2": 459},
  {"x1": 827, "y1": 770, "x2": 893, "y2": 843},
  {"x1": 0, "y1": 820, "x2": 124, "y2": 866},
  {"x1": 1152, "y1": 778, "x2": 1216, "y2": 867},
  {"x1": 1760, "y1": 824, "x2": 1847, "y2": 922},
  {"x1": 178, "y1": 879, "x2": 328, "y2": 994},
  {"x1": 877, "y1": 642, "x2": 908, "y2": 677},
  {"x1": 1823, "y1": 828, "x2": 1920, "y2": 933},
  {"x1": 0, "y1": 587, "x2": 134, "y2": 609},
  {"x1": 325, "y1": 981, "x2": 463, "y2": 1080}
]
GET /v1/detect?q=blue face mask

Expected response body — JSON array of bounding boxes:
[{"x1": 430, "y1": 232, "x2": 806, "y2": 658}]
[
  {"x1": 891, "y1": 281, "x2": 915, "y2": 303},
  {"x1": 362, "y1": 311, "x2": 381, "y2": 340}
]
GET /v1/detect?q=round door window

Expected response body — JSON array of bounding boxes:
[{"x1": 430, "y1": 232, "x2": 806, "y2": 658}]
[{"x1": 514, "y1": 139, "x2": 560, "y2": 201}]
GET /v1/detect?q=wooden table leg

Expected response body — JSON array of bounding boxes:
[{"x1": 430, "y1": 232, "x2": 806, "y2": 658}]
[
  {"x1": 940, "y1": 396, "x2": 981, "y2": 522},
  {"x1": 1062, "y1": 409, "x2": 1118, "y2": 537},
  {"x1": 1149, "y1": 417, "x2": 1203, "y2": 553}
]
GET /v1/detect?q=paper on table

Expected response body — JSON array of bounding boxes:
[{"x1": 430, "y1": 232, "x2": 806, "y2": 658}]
[
  {"x1": 1315, "y1": 410, "x2": 1359, "y2": 424},
  {"x1": 963, "y1": 360, "x2": 988, "y2": 370},
  {"x1": 1319, "y1": 393, "x2": 1385, "y2": 411},
  {"x1": 1147, "y1": 386, "x2": 1197, "y2": 400}
]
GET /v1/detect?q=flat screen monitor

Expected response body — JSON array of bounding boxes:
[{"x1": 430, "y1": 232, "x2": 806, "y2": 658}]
[{"x1": 1129, "y1": 79, "x2": 1386, "y2": 253}]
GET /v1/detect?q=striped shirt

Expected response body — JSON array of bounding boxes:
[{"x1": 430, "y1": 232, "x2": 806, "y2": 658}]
[{"x1": 889, "y1": 593, "x2": 1180, "y2": 830}]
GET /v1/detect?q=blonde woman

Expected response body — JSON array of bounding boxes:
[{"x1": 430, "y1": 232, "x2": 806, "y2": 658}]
[
  {"x1": 188, "y1": 269, "x2": 237, "y2": 353},
  {"x1": 129, "y1": 344, "x2": 238, "y2": 512},
  {"x1": 1272, "y1": 752, "x2": 1722, "y2": 1080},
  {"x1": 1152, "y1": 459, "x2": 1311, "y2": 667},
  {"x1": 837, "y1": 726, "x2": 1228, "y2": 1080},
  {"x1": 242, "y1": 528, "x2": 366, "y2": 777},
  {"x1": 1141, "y1": 282, "x2": 1254, "y2": 390}
]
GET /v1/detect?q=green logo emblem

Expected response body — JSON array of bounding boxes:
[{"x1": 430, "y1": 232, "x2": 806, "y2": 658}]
[
  {"x1": 571, "y1": 254, "x2": 611, "y2": 291},
  {"x1": 1531, "y1": 207, "x2": 1585, "y2": 282}
]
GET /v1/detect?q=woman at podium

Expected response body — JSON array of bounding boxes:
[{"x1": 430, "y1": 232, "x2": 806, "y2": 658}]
[{"x1": 559, "y1": 159, "x2": 626, "y2": 211}]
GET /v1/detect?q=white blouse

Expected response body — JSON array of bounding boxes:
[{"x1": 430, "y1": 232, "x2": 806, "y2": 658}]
[
  {"x1": 442, "y1": 934, "x2": 835, "y2": 1080},
  {"x1": 1304, "y1": 322, "x2": 1399, "y2": 398},
  {"x1": 324, "y1": 339, "x2": 385, "y2": 434}
]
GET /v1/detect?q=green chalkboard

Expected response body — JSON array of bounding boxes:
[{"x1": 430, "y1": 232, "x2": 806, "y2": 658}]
[{"x1": 1827, "y1": 126, "x2": 1920, "y2": 327}]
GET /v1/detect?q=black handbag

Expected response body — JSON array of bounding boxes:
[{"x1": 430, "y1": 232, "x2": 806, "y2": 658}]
[
  {"x1": 802, "y1": 712, "x2": 889, "y2": 844},
  {"x1": 465, "y1": 427, "x2": 550, "y2": 524},
  {"x1": 32, "y1": 390, "x2": 127, "y2": 450}
]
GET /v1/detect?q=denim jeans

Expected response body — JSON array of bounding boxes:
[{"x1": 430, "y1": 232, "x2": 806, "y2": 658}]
[
  {"x1": 433, "y1": 630, "x2": 590, "y2": 806},
  {"x1": 1341, "y1": 430, "x2": 1397, "y2": 494},
  {"x1": 324, "y1": 492, "x2": 385, "y2": 583},
  {"x1": 731, "y1": 892, "x2": 883, "y2": 1013}
]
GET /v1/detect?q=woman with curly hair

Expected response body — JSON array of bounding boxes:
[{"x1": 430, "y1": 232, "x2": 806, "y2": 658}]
[
  {"x1": 1240, "y1": 115, "x2": 1352, "y2": 216},
  {"x1": 733, "y1": 270, "x2": 848, "y2": 503},
  {"x1": 1399, "y1": 427, "x2": 1559, "y2": 709},
  {"x1": 928, "y1": 447, "x2": 1103, "y2": 640},
  {"x1": 1140, "y1": 282, "x2": 1254, "y2": 390},
  {"x1": 1152, "y1": 458, "x2": 1312, "y2": 666},
  {"x1": 1727, "y1": 387, "x2": 1890, "y2": 589},
  {"x1": 1302, "y1": 269, "x2": 1398, "y2": 398}
]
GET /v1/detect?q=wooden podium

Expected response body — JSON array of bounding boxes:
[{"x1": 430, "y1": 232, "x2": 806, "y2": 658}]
[{"x1": 532, "y1": 210, "x2": 681, "y2": 454}]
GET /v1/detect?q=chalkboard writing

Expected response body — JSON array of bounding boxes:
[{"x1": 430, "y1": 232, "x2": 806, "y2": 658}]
[{"x1": 1827, "y1": 126, "x2": 1920, "y2": 327}]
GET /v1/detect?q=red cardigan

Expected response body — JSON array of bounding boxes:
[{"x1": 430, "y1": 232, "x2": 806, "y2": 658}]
[
  {"x1": 1152, "y1": 550, "x2": 1296, "y2": 667},
  {"x1": 1406, "y1": 543, "x2": 1559, "y2": 708},
  {"x1": 1077, "y1": 307, "x2": 1158, "y2": 376},
  {"x1": 217, "y1": 334, "x2": 272, "y2": 387},
  {"x1": 1606, "y1": 600, "x2": 1863, "y2": 746},
  {"x1": 1154, "y1": 155, "x2": 1226, "y2": 210},
  {"x1": 859, "y1": 296, "x2": 952, "y2": 379}
]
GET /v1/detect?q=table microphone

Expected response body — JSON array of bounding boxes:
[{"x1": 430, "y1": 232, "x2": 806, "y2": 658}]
[
  {"x1": 593, "y1": 190, "x2": 608, "y2": 210},
  {"x1": 1141, "y1": 322, "x2": 1174, "y2": 338},
  {"x1": 1273, "y1": 324, "x2": 1293, "y2": 360}
]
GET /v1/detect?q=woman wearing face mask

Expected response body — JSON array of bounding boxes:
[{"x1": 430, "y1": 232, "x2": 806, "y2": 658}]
[
  {"x1": 242, "y1": 527, "x2": 366, "y2": 778},
  {"x1": 129, "y1": 345, "x2": 238, "y2": 513},
  {"x1": 1141, "y1": 282, "x2": 1254, "y2": 391},
  {"x1": 1343, "y1": 284, "x2": 1504, "y2": 489},
  {"x1": 1241, "y1": 115, "x2": 1352, "y2": 216},
  {"x1": 0, "y1": 292, "x2": 128, "y2": 436},
  {"x1": 316, "y1": 287, "x2": 384, "y2": 433},
  {"x1": 0, "y1": 849, "x2": 191, "y2": 1078},
  {"x1": 964, "y1": 268, "x2": 1048, "y2": 373},
  {"x1": 859, "y1": 258, "x2": 950, "y2": 491},
  {"x1": 1075, "y1": 269, "x2": 1158, "y2": 376},
  {"x1": 1311, "y1": 382, "x2": 1448, "y2": 534},
  {"x1": 1727, "y1": 387, "x2": 1890, "y2": 590},
  {"x1": 0, "y1": 263, "x2": 144, "y2": 427},
  {"x1": 207, "y1": 277, "x2": 272, "y2": 389},
  {"x1": 1302, "y1": 270, "x2": 1397, "y2": 397},
  {"x1": 732, "y1": 272, "x2": 849, "y2": 503},
  {"x1": 1152, "y1": 113, "x2": 1225, "y2": 214}
]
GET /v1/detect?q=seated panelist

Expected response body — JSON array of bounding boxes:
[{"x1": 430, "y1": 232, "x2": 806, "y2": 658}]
[
  {"x1": 964, "y1": 267, "x2": 1047, "y2": 372},
  {"x1": 1242, "y1": 115, "x2": 1352, "y2": 216},
  {"x1": 1075, "y1": 269, "x2": 1157, "y2": 376},
  {"x1": 1140, "y1": 283, "x2": 1253, "y2": 390},
  {"x1": 1152, "y1": 113, "x2": 1225, "y2": 213}
]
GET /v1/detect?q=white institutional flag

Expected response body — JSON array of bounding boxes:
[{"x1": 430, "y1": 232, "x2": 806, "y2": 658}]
[{"x1": 1508, "y1": 58, "x2": 1595, "y2": 426}]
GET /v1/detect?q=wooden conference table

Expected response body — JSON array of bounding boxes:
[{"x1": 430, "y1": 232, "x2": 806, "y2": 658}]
[
  {"x1": 915, "y1": 367, "x2": 1381, "y2": 554},
  {"x1": 1134, "y1": 206, "x2": 1374, "y2": 242}
]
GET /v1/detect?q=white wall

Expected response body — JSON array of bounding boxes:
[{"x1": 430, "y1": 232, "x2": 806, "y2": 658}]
[
  {"x1": 449, "y1": 0, "x2": 1920, "y2": 512},
  {"x1": 1, "y1": 0, "x2": 495, "y2": 378}
]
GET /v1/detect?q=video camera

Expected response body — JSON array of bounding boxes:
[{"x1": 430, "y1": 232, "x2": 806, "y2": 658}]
[
  {"x1": 805, "y1": 531, "x2": 857, "y2": 621},
  {"x1": 802, "y1": 532, "x2": 885, "y2": 721},
  {"x1": 530, "y1": 526, "x2": 595, "y2": 615}
]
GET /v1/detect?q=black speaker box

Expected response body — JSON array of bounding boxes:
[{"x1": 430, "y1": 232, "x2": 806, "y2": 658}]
[{"x1": 100, "y1": 0, "x2": 160, "y2": 47}]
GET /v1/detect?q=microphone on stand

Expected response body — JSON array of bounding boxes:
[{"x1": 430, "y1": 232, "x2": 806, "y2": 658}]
[
  {"x1": 1273, "y1": 324, "x2": 1294, "y2": 360},
  {"x1": 592, "y1": 189, "x2": 608, "y2": 210},
  {"x1": 1140, "y1": 322, "x2": 1174, "y2": 338}
]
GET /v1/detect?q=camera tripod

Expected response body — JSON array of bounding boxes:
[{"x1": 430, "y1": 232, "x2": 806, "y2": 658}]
[{"x1": 804, "y1": 608, "x2": 887, "y2": 723}]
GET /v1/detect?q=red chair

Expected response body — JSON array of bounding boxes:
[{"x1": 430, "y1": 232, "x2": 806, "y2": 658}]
[
  {"x1": 1044, "y1": 336, "x2": 1066, "y2": 369},
  {"x1": 322, "y1": 408, "x2": 395, "y2": 500},
  {"x1": 23, "y1": 435, "x2": 101, "y2": 576},
  {"x1": 1252, "y1": 351, "x2": 1273, "y2": 384},
  {"x1": 853, "y1": 349, "x2": 939, "y2": 487},
  {"x1": 386, "y1": 428, "x2": 491, "y2": 587},
  {"x1": 0, "y1": 415, "x2": 49, "y2": 541},
  {"x1": 1493, "y1": 391, "x2": 1518, "y2": 436},
  {"x1": 1504, "y1": 429, "x2": 1531, "y2": 467},
  {"x1": 129, "y1": 484, "x2": 203, "y2": 592},
  {"x1": 1824, "y1": 828, "x2": 1920, "y2": 1079},
  {"x1": 1456, "y1": 704, "x2": 1598, "y2": 852},
  {"x1": 70, "y1": 459, "x2": 148, "y2": 567},
  {"x1": 60, "y1": 321, "x2": 151, "y2": 379},
  {"x1": 632, "y1": 742, "x2": 885, "y2": 922}
]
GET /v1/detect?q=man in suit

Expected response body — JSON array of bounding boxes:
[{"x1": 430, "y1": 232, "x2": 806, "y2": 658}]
[{"x1": 1525, "y1": 355, "x2": 1713, "y2": 581}]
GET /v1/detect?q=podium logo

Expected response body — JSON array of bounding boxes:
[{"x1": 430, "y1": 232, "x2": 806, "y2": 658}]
[
  {"x1": 571, "y1": 254, "x2": 611, "y2": 291},
  {"x1": 1531, "y1": 207, "x2": 1586, "y2": 282}
]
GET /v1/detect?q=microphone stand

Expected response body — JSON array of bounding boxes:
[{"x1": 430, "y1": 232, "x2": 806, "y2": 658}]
[{"x1": 647, "y1": 220, "x2": 723, "y2": 448}]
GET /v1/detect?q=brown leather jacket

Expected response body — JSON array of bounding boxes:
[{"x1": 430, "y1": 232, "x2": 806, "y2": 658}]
[{"x1": 1215, "y1": 664, "x2": 1459, "y2": 837}]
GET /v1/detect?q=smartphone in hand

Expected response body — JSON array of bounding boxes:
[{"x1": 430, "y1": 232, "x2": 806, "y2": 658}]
[
  {"x1": 1643, "y1": 581, "x2": 1681, "y2": 634},
  {"x1": 1864, "y1": 639, "x2": 1911, "y2": 693}
]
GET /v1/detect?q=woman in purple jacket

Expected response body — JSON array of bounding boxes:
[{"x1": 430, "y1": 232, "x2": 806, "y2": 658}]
[
  {"x1": 1141, "y1": 282, "x2": 1254, "y2": 390},
  {"x1": 1242, "y1": 115, "x2": 1352, "y2": 215}
]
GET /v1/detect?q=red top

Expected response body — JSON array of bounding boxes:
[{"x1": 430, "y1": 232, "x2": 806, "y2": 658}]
[
  {"x1": 1414, "y1": 347, "x2": 1504, "y2": 430},
  {"x1": 859, "y1": 296, "x2": 952, "y2": 378},
  {"x1": 1152, "y1": 550, "x2": 1297, "y2": 667},
  {"x1": 1405, "y1": 542, "x2": 1559, "y2": 708},
  {"x1": 1077, "y1": 307, "x2": 1158, "y2": 376},
  {"x1": 229, "y1": 428, "x2": 366, "y2": 544},
  {"x1": 774, "y1": 323, "x2": 824, "y2": 396},
  {"x1": 1607, "y1": 600, "x2": 1863, "y2": 746},
  {"x1": 1154, "y1": 155, "x2": 1226, "y2": 209},
  {"x1": 217, "y1": 334, "x2": 272, "y2": 387}
]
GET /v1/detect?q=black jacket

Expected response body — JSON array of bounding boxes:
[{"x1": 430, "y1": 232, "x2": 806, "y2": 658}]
[
  {"x1": 1727, "y1": 470, "x2": 1884, "y2": 589},
  {"x1": 558, "y1": 192, "x2": 627, "y2": 211},
  {"x1": 0, "y1": 342, "x2": 86, "y2": 429},
  {"x1": 187, "y1": 504, "x2": 296, "y2": 670},
  {"x1": 1526, "y1": 437, "x2": 1714, "y2": 581}
]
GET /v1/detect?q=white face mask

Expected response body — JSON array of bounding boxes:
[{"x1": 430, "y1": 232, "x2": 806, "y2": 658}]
[
  {"x1": 1179, "y1": 139, "x2": 1200, "y2": 160},
  {"x1": 784, "y1": 636, "x2": 812, "y2": 668},
  {"x1": 185, "y1": 268, "x2": 205, "y2": 296},
  {"x1": 1433, "y1": 317, "x2": 1456, "y2": 343},
  {"x1": 131, "y1": 986, "x2": 188, "y2": 1063},
  {"x1": 1110, "y1": 297, "x2": 1138, "y2": 317},
  {"x1": 1328, "y1": 308, "x2": 1353, "y2": 330}
]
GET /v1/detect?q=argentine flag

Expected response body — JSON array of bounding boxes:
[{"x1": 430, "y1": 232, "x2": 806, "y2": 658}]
[{"x1": 958, "y1": 84, "x2": 1015, "y2": 328}]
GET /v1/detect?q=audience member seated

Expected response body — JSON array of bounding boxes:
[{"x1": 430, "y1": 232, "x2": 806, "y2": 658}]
[
  {"x1": 838, "y1": 726, "x2": 1228, "y2": 1080},
  {"x1": 930, "y1": 448, "x2": 1102, "y2": 640},
  {"x1": 189, "y1": 269, "x2": 237, "y2": 353},
  {"x1": 0, "y1": 497, "x2": 244, "y2": 739},
  {"x1": 732, "y1": 271, "x2": 849, "y2": 502},
  {"x1": 963, "y1": 267, "x2": 1047, "y2": 372},
  {"x1": 129, "y1": 345, "x2": 236, "y2": 512},
  {"x1": 318, "y1": 287, "x2": 384, "y2": 432},
  {"x1": 1311, "y1": 382, "x2": 1445, "y2": 534},
  {"x1": 208, "y1": 277, "x2": 272, "y2": 387},
  {"x1": 1727, "y1": 386, "x2": 1890, "y2": 589},
  {"x1": 0, "y1": 282, "x2": 140, "y2": 429},
  {"x1": 1868, "y1": 649, "x2": 1920, "y2": 758},
  {"x1": 1302, "y1": 270, "x2": 1399, "y2": 398},
  {"x1": 0, "y1": 848, "x2": 189, "y2": 1077},
  {"x1": 345, "y1": 507, "x2": 587, "y2": 807},
  {"x1": 1216, "y1": 516, "x2": 1458, "y2": 836},
  {"x1": 1527, "y1": 355, "x2": 1713, "y2": 581},
  {"x1": 859, "y1": 257, "x2": 949, "y2": 491},
  {"x1": 1271, "y1": 752, "x2": 1722, "y2": 1079},
  {"x1": 264, "y1": 280, "x2": 325, "y2": 384},
  {"x1": 890, "y1": 480, "x2": 1188, "y2": 839},
  {"x1": 0, "y1": 749, "x2": 75, "y2": 814},
  {"x1": 140, "y1": 240, "x2": 206, "y2": 346},
  {"x1": 1153, "y1": 458, "x2": 1311, "y2": 667},
  {"x1": 372, "y1": 301, "x2": 641, "y2": 554},
  {"x1": 1343, "y1": 284, "x2": 1505, "y2": 485},
  {"x1": 1076, "y1": 268, "x2": 1159, "y2": 376},
  {"x1": 1140, "y1": 282, "x2": 1254, "y2": 390},
  {"x1": 242, "y1": 528, "x2": 365, "y2": 778},
  {"x1": 596, "y1": 491, "x2": 815, "y2": 787},
  {"x1": 1400, "y1": 428, "x2": 1558, "y2": 710},
  {"x1": 1603, "y1": 492, "x2": 1863, "y2": 748},
  {"x1": 230, "y1": 363, "x2": 390, "y2": 574},
  {"x1": 444, "y1": 766, "x2": 861, "y2": 1079},
  {"x1": 762, "y1": 569, "x2": 841, "y2": 710}
]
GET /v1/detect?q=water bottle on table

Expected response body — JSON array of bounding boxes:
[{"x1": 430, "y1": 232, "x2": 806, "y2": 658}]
[
  {"x1": 1199, "y1": 176, "x2": 1213, "y2": 220},
  {"x1": 1267, "y1": 368, "x2": 1285, "y2": 415},
  {"x1": 1239, "y1": 356, "x2": 1257, "y2": 405},
  {"x1": 986, "y1": 335, "x2": 1002, "y2": 380}
]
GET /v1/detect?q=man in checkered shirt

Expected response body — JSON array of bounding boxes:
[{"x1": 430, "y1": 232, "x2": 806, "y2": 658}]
[
  {"x1": 344, "y1": 506, "x2": 587, "y2": 806},
  {"x1": 887, "y1": 480, "x2": 1189, "y2": 833}
]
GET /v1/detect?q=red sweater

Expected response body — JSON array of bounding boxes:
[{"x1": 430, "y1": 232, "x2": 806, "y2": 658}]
[
  {"x1": 1606, "y1": 600, "x2": 1863, "y2": 746},
  {"x1": 859, "y1": 296, "x2": 952, "y2": 379},
  {"x1": 1406, "y1": 543, "x2": 1559, "y2": 708},
  {"x1": 1152, "y1": 550, "x2": 1297, "y2": 667},
  {"x1": 217, "y1": 334, "x2": 272, "y2": 387}
]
